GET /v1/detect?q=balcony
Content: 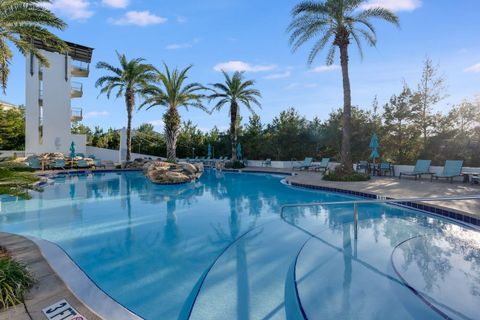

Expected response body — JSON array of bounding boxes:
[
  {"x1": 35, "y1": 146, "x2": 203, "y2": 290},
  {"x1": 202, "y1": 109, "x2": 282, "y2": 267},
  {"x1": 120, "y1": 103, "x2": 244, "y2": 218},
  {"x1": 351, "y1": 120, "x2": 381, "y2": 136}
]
[
  {"x1": 71, "y1": 107, "x2": 83, "y2": 121},
  {"x1": 71, "y1": 81, "x2": 83, "y2": 98},
  {"x1": 71, "y1": 60, "x2": 90, "y2": 77}
]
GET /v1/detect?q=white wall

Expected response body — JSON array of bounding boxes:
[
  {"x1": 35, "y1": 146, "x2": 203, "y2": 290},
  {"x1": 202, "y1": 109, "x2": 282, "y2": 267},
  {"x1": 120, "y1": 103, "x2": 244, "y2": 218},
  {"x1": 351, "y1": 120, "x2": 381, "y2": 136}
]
[
  {"x1": 86, "y1": 146, "x2": 160, "y2": 163},
  {"x1": 0, "y1": 150, "x2": 26, "y2": 158}
]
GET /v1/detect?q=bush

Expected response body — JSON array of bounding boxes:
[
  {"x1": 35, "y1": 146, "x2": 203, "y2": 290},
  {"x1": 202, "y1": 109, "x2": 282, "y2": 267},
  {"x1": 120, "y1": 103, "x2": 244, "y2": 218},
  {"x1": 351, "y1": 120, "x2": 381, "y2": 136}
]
[
  {"x1": 323, "y1": 172, "x2": 370, "y2": 182},
  {"x1": 0, "y1": 247, "x2": 34, "y2": 310},
  {"x1": 224, "y1": 160, "x2": 245, "y2": 169}
]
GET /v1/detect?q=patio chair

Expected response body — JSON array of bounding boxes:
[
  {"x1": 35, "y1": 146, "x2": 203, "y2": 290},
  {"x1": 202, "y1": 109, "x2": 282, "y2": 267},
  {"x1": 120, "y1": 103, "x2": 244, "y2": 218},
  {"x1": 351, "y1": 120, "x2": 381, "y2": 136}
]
[
  {"x1": 77, "y1": 159, "x2": 90, "y2": 169},
  {"x1": 93, "y1": 159, "x2": 106, "y2": 169},
  {"x1": 377, "y1": 162, "x2": 394, "y2": 177},
  {"x1": 312, "y1": 158, "x2": 330, "y2": 173},
  {"x1": 27, "y1": 158, "x2": 42, "y2": 170},
  {"x1": 399, "y1": 160, "x2": 432, "y2": 180},
  {"x1": 76, "y1": 153, "x2": 85, "y2": 159},
  {"x1": 431, "y1": 160, "x2": 464, "y2": 183},
  {"x1": 293, "y1": 157, "x2": 313, "y2": 171},
  {"x1": 356, "y1": 160, "x2": 369, "y2": 174},
  {"x1": 262, "y1": 159, "x2": 272, "y2": 167},
  {"x1": 51, "y1": 159, "x2": 66, "y2": 170}
]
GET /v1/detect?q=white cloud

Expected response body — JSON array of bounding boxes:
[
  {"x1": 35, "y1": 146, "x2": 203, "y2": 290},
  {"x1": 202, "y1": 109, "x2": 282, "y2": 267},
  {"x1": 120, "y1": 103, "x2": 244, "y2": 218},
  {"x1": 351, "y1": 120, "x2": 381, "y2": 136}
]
[
  {"x1": 110, "y1": 11, "x2": 167, "y2": 26},
  {"x1": 102, "y1": 0, "x2": 128, "y2": 9},
  {"x1": 43, "y1": 0, "x2": 93, "y2": 20},
  {"x1": 85, "y1": 111, "x2": 109, "y2": 118},
  {"x1": 166, "y1": 38, "x2": 200, "y2": 50},
  {"x1": 310, "y1": 65, "x2": 340, "y2": 73},
  {"x1": 464, "y1": 63, "x2": 480, "y2": 73},
  {"x1": 285, "y1": 82, "x2": 318, "y2": 90},
  {"x1": 286, "y1": 83, "x2": 300, "y2": 90},
  {"x1": 360, "y1": 0, "x2": 421, "y2": 12},
  {"x1": 149, "y1": 119, "x2": 164, "y2": 130},
  {"x1": 264, "y1": 71, "x2": 291, "y2": 80},
  {"x1": 214, "y1": 61, "x2": 276, "y2": 73}
]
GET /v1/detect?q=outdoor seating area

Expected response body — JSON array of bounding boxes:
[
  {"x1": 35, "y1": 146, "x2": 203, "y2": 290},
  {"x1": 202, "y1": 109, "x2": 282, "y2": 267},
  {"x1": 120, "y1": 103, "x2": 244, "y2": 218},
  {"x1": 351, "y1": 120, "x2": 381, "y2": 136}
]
[{"x1": 25, "y1": 152, "x2": 106, "y2": 171}]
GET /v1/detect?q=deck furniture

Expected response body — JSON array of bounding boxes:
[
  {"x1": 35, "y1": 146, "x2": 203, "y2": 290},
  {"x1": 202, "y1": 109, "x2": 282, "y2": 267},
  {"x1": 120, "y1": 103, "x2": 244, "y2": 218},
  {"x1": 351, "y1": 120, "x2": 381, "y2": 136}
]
[
  {"x1": 262, "y1": 159, "x2": 272, "y2": 167},
  {"x1": 431, "y1": 160, "x2": 464, "y2": 183},
  {"x1": 374, "y1": 162, "x2": 394, "y2": 176},
  {"x1": 356, "y1": 160, "x2": 369, "y2": 174},
  {"x1": 51, "y1": 159, "x2": 66, "y2": 170},
  {"x1": 27, "y1": 158, "x2": 42, "y2": 170},
  {"x1": 77, "y1": 159, "x2": 90, "y2": 169},
  {"x1": 399, "y1": 160, "x2": 432, "y2": 180},
  {"x1": 93, "y1": 159, "x2": 106, "y2": 169},
  {"x1": 471, "y1": 174, "x2": 480, "y2": 185},
  {"x1": 293, "y1": 157, "x2": 313, "y2": 171},
  {"x1": 312, "y1": 158, "x2": 330, "y2": 173}
]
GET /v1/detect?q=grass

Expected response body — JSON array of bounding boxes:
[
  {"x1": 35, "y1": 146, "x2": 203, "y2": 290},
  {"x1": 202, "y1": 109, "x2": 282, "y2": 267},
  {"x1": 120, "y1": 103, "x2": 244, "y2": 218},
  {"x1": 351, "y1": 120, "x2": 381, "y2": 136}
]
[
  {"x1": 0, "y1": 247, "x2": 35, "y2": 310},
  {"x1": 0, "y1": 164, "x2": 40, "y2": 199}
]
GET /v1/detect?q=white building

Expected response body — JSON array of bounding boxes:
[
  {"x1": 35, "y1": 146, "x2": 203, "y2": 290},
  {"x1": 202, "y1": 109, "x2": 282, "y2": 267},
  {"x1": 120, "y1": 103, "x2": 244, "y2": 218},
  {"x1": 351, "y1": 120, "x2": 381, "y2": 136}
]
[{"x1": 25, "y1": 39, "x2": 93, "y2": 156}]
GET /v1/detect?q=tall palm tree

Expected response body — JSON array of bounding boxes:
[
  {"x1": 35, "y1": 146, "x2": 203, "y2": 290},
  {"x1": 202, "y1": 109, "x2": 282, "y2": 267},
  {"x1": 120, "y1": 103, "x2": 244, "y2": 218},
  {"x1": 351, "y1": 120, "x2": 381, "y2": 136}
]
[
  {"x1": 95, "y1": 52, "x2": 156, "y2": 161},
  {"x1": 0, "y1": 0, "x2": 67, "y2": 92},
  {"x1": 209, "y1": 71, "x2": 261, "y2": 161},
  {"x1": 288, "y1": 0, "x2": 399, "y2": 173},
  {"x1": 140, "y1": 64, "x2": 206, "y2": 162}
]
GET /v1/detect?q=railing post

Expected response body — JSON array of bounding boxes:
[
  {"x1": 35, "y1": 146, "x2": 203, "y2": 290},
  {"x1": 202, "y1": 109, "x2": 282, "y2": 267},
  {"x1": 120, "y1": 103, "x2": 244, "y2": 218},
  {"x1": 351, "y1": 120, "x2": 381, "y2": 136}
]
[{"x1": 353, "y1": 203, "x2": 358, "y2": 240}]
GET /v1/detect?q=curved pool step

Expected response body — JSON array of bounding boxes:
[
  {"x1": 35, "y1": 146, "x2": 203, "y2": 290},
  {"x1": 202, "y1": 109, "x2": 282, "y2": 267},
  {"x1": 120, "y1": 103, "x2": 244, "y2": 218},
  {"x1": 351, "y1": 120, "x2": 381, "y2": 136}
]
[{"x1": 188, "y1": 219, "x2": 309, "y2": 319}]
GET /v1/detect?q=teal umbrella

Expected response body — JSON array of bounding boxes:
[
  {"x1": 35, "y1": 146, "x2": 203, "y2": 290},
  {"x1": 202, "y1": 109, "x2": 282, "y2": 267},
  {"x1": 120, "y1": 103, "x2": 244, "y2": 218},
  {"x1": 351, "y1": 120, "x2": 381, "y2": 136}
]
[
  {"x1": 207, "y1": 144, "x2": 212, "y2": 158},
  {"x1": 369, "y1": 134, "x2": 380, "y2": 164},
  {"x1": 236, "y1": 143, "x2": 242, "y2": 160},
  {"x1": 69, "y1": 141, "x2": 76, "y2": 158}
]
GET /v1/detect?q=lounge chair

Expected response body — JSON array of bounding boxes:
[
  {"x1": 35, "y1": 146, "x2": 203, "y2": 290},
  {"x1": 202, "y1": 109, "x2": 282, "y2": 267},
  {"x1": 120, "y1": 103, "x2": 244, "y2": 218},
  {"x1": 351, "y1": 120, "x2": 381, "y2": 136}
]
[
  {"x1": 77, "y1": 159, "x2": 90, "y2": 169},
  {"x1": 293, "y1": 157, "x2": 313, "y2": 171},
  {"x1": 27, "y1": 158, "x2": 42, "y2": 170},
  {"x1": 262, "y1": 159, "x2": 271, "y2": 167},
  {"x1": 93, "y1": 159, "x2": 105, "y2": 169},
  {"x1": 431, "y1": 160, "x2": 464, "y2": 183},
  {"x1": 312, "y1": 158, "x2": 330, "y2": 172},
  {"x1": 399, "y1": 160, "x2": 432, "y2": 180},
  {"x1": 51, "y1": 159, "x2": 66, "y2": 170}
]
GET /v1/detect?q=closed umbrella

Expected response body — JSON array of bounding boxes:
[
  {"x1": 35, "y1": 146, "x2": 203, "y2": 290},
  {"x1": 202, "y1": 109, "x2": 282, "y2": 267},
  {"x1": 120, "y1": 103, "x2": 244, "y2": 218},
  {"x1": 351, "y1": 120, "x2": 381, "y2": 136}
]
[
  {"x1": 369, "y1": 134, "x2": 380, "y2": 166},
  {"x1": 70, "y1": 141, "x2": 76, "y2": 167},
  {"x1": 236, "y1": 143, "x2": 242, "y2": 160},
  {"x1": 207, "y1": 144, "x2": 212, "y2": 158}
]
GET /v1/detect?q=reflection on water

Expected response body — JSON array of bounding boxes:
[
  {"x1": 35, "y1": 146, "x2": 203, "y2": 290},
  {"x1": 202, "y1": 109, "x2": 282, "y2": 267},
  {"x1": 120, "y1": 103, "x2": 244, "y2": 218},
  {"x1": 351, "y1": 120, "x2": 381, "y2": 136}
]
[{"x1": 1, "y1": 170, "x2": 478, "y2": 320}]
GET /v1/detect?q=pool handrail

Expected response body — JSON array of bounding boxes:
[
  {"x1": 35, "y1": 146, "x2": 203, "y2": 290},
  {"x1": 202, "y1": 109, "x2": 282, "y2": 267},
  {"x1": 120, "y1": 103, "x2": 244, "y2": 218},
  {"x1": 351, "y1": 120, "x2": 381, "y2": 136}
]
[{"x1": 280, "y1": 195, "x2": 480, "y2": 239}]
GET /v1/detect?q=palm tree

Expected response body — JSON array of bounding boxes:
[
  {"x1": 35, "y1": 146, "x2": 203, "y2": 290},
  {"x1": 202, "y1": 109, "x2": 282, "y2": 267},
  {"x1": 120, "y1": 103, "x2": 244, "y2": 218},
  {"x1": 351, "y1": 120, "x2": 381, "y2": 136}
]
[
  {"x1": 95, "y1": 52, "x2": 156, "y2": 161},
  {"x1": 0, "y1": 0, "x2": 68, "y2": 92},
  {"x1": 140, "y1": 64, "x2": 206, "y2": 162},
  {"x1": 288, "y1": 0, "x2": 399, "y2": 173},
  {"x1": 209, "y1": 71, "x2": 261, "y2": 161}
]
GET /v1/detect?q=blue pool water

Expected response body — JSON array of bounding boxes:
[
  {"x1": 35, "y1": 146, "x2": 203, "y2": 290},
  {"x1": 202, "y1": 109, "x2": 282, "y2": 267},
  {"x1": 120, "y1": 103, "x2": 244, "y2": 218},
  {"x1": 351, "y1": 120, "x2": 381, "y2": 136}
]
[{"x1": 0, "y1": 170, "x2": 478, "y2": 319}]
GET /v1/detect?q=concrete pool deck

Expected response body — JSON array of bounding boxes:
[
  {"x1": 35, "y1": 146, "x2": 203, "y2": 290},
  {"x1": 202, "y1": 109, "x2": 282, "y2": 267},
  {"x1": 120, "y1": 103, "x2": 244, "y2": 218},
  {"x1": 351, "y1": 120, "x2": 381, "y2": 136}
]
[
  {"x1": 239, "y1": 167, "x2": 480, "y2": 219},
  {"x1": 0, "y1": 233, "x2": 101, "y2": 320}
]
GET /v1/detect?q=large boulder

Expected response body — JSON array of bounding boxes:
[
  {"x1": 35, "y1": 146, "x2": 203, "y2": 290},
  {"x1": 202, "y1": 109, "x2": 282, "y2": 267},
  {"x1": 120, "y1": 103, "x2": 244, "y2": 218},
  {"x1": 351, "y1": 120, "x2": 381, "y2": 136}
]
[{"x1": 144, "y1": 161, "x2": 203, "y2": 184}]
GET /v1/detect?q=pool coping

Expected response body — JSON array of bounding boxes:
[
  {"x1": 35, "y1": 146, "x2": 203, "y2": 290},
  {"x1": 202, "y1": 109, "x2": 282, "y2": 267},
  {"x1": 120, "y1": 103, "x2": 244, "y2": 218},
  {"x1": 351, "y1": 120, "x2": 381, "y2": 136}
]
[
  {"x1": 25, "y1": 235, "x2": 144, "y2": 320},
  {"x1": 288, "y1": 181, "x2": 480, "y2": 228}
]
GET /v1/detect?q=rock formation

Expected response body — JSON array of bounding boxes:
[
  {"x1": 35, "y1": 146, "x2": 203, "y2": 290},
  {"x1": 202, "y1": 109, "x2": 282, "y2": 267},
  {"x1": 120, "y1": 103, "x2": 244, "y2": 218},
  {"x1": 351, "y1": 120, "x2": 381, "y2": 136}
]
[{"x1": 143, "y1": 161, "x2": 203, "y2": 184}]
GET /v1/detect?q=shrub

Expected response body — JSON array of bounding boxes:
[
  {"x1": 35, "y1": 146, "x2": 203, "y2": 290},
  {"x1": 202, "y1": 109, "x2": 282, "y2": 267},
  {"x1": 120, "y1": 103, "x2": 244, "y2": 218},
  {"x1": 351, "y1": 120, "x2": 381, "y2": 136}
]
[
  {"x1": 0, "y1": 162, "x2": 35, "y2": 172},
  {"x1": 0, "y1": 247, "x2": 34, "y2": 310},
  {"x1": 224, "y1": 160, "x2": 245, "y2": 169}
]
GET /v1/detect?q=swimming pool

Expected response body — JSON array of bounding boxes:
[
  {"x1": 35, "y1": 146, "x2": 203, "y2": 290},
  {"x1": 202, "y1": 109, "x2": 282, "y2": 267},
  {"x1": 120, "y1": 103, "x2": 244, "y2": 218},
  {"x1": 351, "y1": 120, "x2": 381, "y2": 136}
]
[{"x1": 0, "y1": 170, "x2": 478, "y2": 319}]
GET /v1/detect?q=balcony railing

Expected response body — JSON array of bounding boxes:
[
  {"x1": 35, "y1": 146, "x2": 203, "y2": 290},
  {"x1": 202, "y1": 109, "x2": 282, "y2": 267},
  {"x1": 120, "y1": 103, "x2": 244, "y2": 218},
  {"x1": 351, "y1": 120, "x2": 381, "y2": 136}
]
[
  {"x1": 71, "y1": 81, "x2": 83, "y2": 98},
  {"x1": 71, "y1": 60, "x2": 90, "y2": 77},
  {"x1": 71, "y1": 107, "x2": 83, "y2": 121}
]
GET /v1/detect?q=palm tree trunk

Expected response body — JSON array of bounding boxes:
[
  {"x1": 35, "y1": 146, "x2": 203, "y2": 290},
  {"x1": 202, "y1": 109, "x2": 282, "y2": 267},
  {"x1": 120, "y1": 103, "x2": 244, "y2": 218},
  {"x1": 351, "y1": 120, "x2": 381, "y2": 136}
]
[
  {"x1": 230, "y1": 102, "x2": 238, "y2": 161},
  {"x1": 339, "y1": 44, "x2": 353, "y2": 173},
  {"x1": 125, "y1": 90, "x2": 134, "y2": 161},
  {"x1": 165, "y1": 107, "x2": 180, "y2": 162}
]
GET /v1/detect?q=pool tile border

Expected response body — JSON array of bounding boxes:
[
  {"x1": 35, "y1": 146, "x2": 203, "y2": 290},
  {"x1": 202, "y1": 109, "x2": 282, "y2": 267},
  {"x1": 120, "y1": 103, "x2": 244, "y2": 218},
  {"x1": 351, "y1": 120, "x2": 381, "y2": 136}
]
[{"x1": 290, "y1": 182, "x2": 480, "y2": 227}]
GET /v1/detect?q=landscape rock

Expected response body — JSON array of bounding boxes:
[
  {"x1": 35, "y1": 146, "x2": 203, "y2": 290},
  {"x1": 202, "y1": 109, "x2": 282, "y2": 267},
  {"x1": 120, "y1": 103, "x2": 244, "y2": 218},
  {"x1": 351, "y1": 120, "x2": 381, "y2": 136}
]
[{"x1": 144, "y1": 161, "x2": 203, "y2": 184}]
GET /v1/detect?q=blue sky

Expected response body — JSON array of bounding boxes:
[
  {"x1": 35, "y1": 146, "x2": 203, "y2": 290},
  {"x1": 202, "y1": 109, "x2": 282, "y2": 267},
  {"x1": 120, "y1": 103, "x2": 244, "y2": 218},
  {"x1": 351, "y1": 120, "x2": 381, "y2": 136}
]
[{"x1": 2, "y1": 0, "x2": 480, "y2": 132}]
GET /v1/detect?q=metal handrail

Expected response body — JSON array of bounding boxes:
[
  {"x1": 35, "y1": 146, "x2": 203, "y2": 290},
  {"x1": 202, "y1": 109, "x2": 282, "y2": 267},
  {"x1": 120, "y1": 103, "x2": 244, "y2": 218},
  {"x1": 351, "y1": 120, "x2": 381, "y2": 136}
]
[{"x1": 280, "y1": 195, "x2": 480, "y2": 239}]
